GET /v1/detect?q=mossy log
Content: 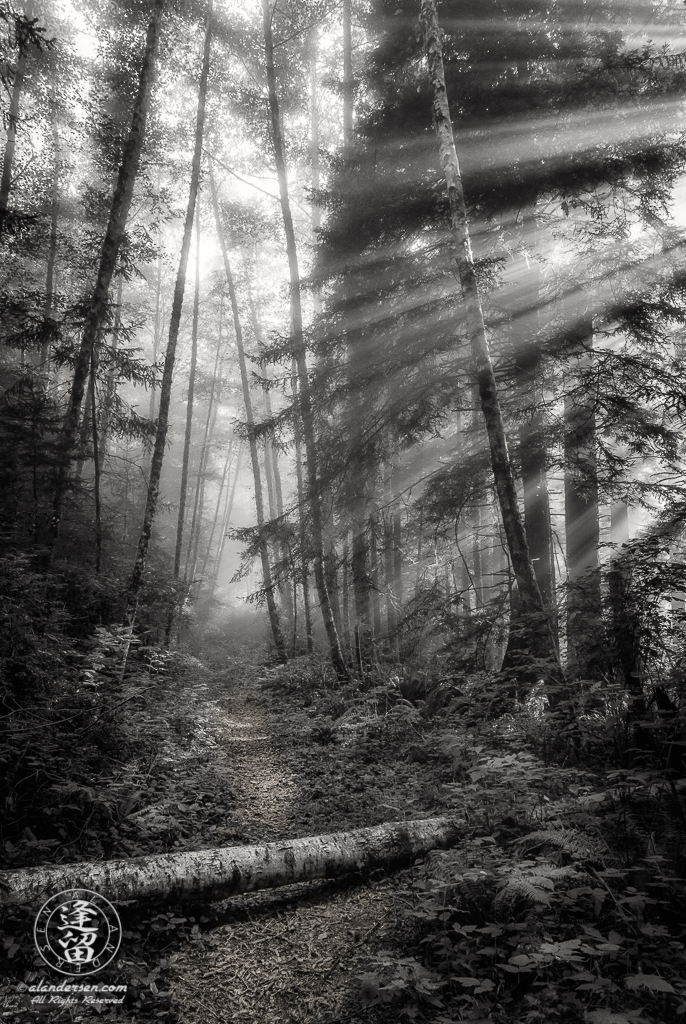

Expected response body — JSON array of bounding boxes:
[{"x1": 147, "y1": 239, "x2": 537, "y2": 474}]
[{"x1": 0, "y1": 817, "x2": 461, "y2": 907}]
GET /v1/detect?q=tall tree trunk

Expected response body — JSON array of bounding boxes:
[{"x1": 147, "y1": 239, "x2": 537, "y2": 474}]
[
  {"x1": 370, "y1": 515, "x2": 382, "y2": 640},
  {"x1": 201, "y1": 438, "x2": 234, "y2": 581},
  {"x1": 209, "y1": 442, "x2": 243, "y2": 599},
  {"x1": 99, "y1": 275, "x2": 123, "y2": 458},
  {"x1": 342, "y1": 0, "x2": 353, "y2": 145},
  {"x1": 40, "y1": 105, "x2": 59, "y2": 369},
  {"x1": 188, "y1": 296, "x2": 224, "y2": 581},
  {"x1": 384, "y1": 499, "x2": 397, "y2": 653},
  {"x1": 0, "y1": 38, "x2": 27, "y2": 243},
  {"x1": 420, "y1": 0, "x2": 559, "y2": 675},
  {"x1": 53, "y1": 0, "x2": 165, "y2": 544},
  {"x1": 209, "y1": 170, "x2": 286, "y2": 662},
  {"x1": 342, "y1": 0, "x2": 370, "y2": 663},
  {"x1": 342, "y1": 531, "x2": 352, "y2": 658},
  {"x1": 173, "y1": 208, "x2": 201, "y2": 582},
  {"x1": 188, "y1": 384, "x2": 219, "y2": 585},
  {"x1": 90, "y1": 349, "x2": 102, "y2": 574},
  {"x1": 309, "y1": 26, "x2": 340, "y2": 639},
  {"x1": 128, "y1": 1, "x2": 210, "y2": 608},
  {"x1": 149, "y1": 249, "x2": 163, "y2": 420},
  {"x1": 74, "y1": 355, "x2": 96, "y2": 482},
  {"x1": 519, "y1": 388, "x2": 555, "y2": 606},
  {"x1": 393, "y1": 505, "x2": 403, "y2": 614},
  {"x1": 262, "y1": 0, "x2": 347, "y2": 677},
  {"x1": 309, "y1": 27, "x2": 321, "y2": 241},
  {"x1": 246, "y1": 287, "x2": 295, "y2": 624},
  {"x1": 564, "y1": 319, "x2": 601, "y2": 675},
  {"x1": 352, "y1": 525, "x2": 371, "y2": 671}
]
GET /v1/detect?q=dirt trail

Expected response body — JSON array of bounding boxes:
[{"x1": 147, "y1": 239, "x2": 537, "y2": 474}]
[{"x1": 170, "y1": 667, "x2": 403, "y2": 1024}]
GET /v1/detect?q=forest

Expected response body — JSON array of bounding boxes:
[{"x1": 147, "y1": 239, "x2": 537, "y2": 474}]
[{"x1": 2, "y1": 0, "x2": 686, "y2": 1021}]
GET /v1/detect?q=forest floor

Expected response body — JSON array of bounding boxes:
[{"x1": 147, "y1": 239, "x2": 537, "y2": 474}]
[
  {"x1": 166, "y1": 656, "x2": 436, "y2": 1024},
  {"x1": 4, "y1": 643, "x2": 686, "y2": 1024}
]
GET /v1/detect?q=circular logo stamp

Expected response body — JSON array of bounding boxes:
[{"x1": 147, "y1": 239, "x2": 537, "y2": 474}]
[{"x1": 33, "y1": 889, "x2": 121, "y2": 976}]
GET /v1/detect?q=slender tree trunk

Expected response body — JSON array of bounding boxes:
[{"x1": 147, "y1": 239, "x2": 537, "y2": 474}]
[
  {"x1": 342, "y1": 0, "x2": 370, "y2": 664},
  {"x1": 40, "y1": 106, "x2": 59, "y2": 369},
  {"x1": 0, "y1": 41, "x2": 26, "y2": 243},
  {"x1": 263, "y1": 430, "x2": 276, "y2": 520},
  {"x1": 420, "y1": 0, "x2": 559, "y2": 674},
  {"x1": 91, "y1": 349, "x2": 102, "y2": 574},
  {"x1": 99, "y1": 275, "x2": 123, "y2": 458},
  {"x1": 308, "y1": 25, "x2": 339, "y2": 640},
  {"x1": 393, "y1": 505, "x2": 403, "y2": 613},
  {"x1": 384, "y1": 508, "x2": 396, "y2": 649},
  {"x1": 342, "y1": 531, "x2": 352, "y2": 658},
  {"x1": 370, "y1": 515, "x2": 382, "y2": 640},
  {"x1": 210, "y1": 442, "x2": 243, "y2": 598},
  {"x1": 149, "y1": 250, "x2": 163, "y2": 420},
  {"x1": 416, "y1": 508, "x2": 423, "y2": 589},
  {"x1": 173, "y1": 209, "x2": 201, "y2": 583},
  {"x1": 53, "y1": 0, "x2": 165, "y2": 544},
  {"x1": 209, "y1": 170, "x2": 286, "y2": 662},
  {"x1": 342, "y1": 0, "x2": 353, "y2": 145},
  {"x1": 189, "y1": 400, "x2": 217, "y2": 583},
  {"x1": 187, "y1": 297, "x2": 223, "y2": 582},
  {"x1": 246, "y1": 287, "x2": 295, "y2": 623},
  {"x1": 129, "y1": 1, "x2": 210, "y2": 607},
  {"x1": 564, "y1": 320, "x2": 601, "y2": 675},
  {"x1": 470, "y1": 505, "x2": 484, "y2": 607},
  {"x1": 352, "y1": 523, "x2": 371, "y2": 669},
  {"x1": 262, "y1": 0, "x2": 347, "y2": 676},
  {"x1": 201, "y1": 439, "x2": 234, "y2": 580},
  {"x1": 74, "y1": 356, "x2": 96, "y2": 482},
  {"x1": 309, "y1": 27, "x2": 321, "y2": 241}
]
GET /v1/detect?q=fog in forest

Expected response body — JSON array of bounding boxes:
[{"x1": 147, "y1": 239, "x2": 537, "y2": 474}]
[{"x1": 4, "y1": 0, "x2": 686, "y2": 1019}]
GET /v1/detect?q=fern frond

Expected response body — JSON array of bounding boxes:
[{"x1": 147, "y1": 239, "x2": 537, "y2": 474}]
[
  {"x1": 495, "y1": 876, "x2": 551, "y2": 913},
  {"x1": 517, "y1": 826, "x2": 605, "y2": 861},
  {"x1": 494, "y1": 862, "x2": 581, "y2": 915}
]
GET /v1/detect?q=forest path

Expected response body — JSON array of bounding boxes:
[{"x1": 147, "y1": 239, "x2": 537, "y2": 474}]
[{"x1": 168, "y1": 660, "x2": 409, "y2": 1024}]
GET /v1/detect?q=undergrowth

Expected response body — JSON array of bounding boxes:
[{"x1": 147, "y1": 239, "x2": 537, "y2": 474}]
[{"x1": 1, "y1": 631, "x2": 686, "y2": 1024}]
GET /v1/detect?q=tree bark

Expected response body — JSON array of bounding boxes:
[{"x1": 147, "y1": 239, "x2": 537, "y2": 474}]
[
  {"x1": 149, "y1": 249, "x2": 163, "y2": 421},
  {"x1": 209, "y1": 441, "x2": 243, "y2": 597},
  {"x1": 52, "y1": 0, "x2": 165, "y2": 544},
  {"x1": 98, "y1": 275, "x2": 123, "y2": 459},
  {"x1": 201, "y1": 438, "x2": 234, "y2": 581},
  {"x1": 352, "y1": 523, "x2": 371, "y2": 669},
  {"x1": 246, "y1": 286, "x2": 294, "y2": 622},
  {"x1": 128, "y1": 1, "x2": 210, "y2": 607},
  {"x1": 40, "y1": 105, "x2": 59, "y2": 370},
  {"x1": 564, "y1": 320, "x2": 601, "y2": 675},
  {"x1": 209, "y1": 169, "x2": 287, "y2": 662},
  {"x1": 173, "y1": 208, "x2": 201, "y2": 582},
  {"x1": 187, "y1": 345, "x2": 221, "y2": 584},
  {"x1": 0, "y1": 36, "x2": 27, "y2": 243},
  {"x1": 342, "y1": 0, "x2": 353, "y2": 146},
  {"x1": 262, "y1": 0, "x2": 347, "y2": 677},
  {"x1": 420, "y1": 0, "x2": 559, "y2": 674},
  {"x1": 370, "y1": 515, "x2": 382, "y2": 639},
  {"x1": 74, "y1": 354, "x2": 96, "y2": 482},
  {"x1": 0, "y1": 817, "x2": 461, "y2": 908},
  {"x1": 90, "y1": 349, "x2": 102, "y2": 574}
]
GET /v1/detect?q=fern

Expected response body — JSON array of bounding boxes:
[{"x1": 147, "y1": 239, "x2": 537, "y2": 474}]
[
  {"x1": 516, "y1": 825, "x2": 607, "y2": 862},
  {"x1": 495, "y1": 862, "x2": 581, "y2": 915}
]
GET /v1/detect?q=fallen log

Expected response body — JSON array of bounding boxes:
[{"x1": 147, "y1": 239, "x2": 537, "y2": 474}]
[{"x1": 0, "y1": 817, "x2": 461, "y2": 907}]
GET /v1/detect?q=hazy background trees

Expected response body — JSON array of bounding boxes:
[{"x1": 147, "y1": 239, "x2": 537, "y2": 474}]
[{"x1": 1, "y1": 0, "x2": 686, "y2": 712}]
